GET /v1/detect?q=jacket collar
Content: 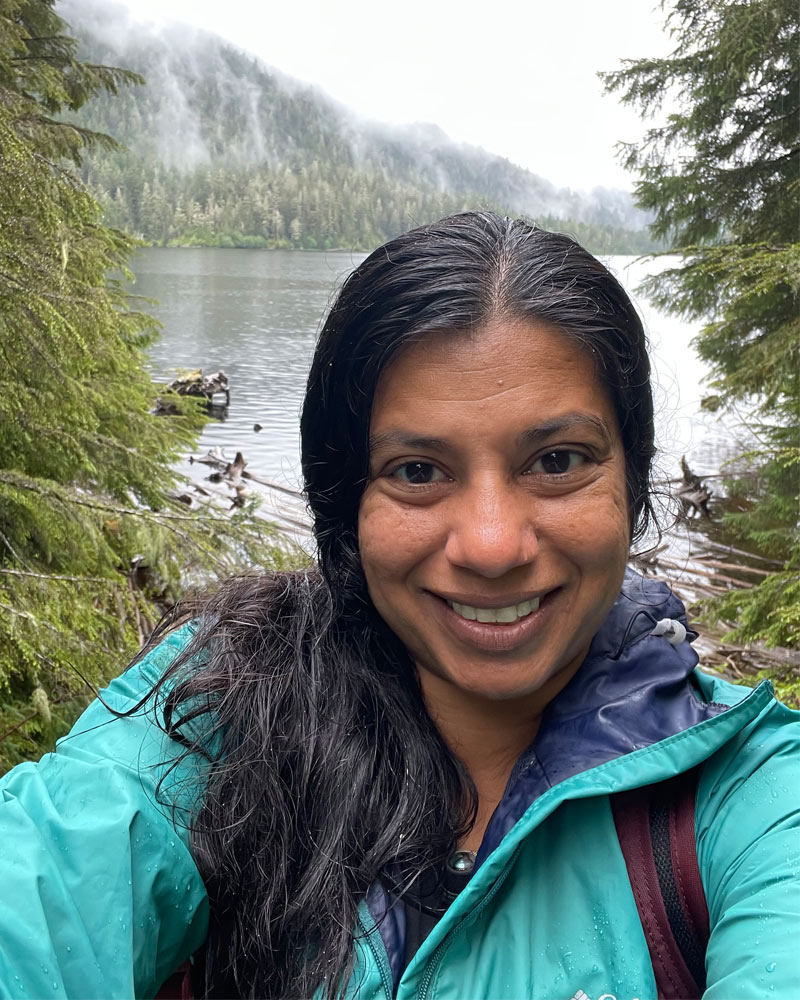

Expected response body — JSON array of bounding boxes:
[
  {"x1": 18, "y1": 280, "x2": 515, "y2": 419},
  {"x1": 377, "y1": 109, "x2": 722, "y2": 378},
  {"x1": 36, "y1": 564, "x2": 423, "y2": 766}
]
[{"x1": 475, "y1": 568, "x2": 725, "y2": 864}]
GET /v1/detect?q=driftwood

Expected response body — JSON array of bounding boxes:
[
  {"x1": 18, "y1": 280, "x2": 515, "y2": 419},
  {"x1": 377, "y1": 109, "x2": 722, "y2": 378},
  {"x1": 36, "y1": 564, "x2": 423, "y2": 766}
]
[
  {"x1": 191, "y1": 448, "x2": 304, "y2": 500},
  {"x1": 156, "y1": 370, "x2": 230, "y2": 414},
  {"x1": 189, "y1": 447, "x2": 310, "y2": 533},
  {"x1": 676, "y1": 456, "x2": 712, "y2": 518}
]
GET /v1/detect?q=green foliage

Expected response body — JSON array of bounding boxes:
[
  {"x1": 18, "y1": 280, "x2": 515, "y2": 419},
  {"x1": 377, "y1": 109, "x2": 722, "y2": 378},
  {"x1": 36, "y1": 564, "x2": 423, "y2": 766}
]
[
  {"x1": 602, "y1": 0, "x2": 798, "y2": 247},
  {"x1": 78, "y1": 145, "x2": 659, "y2": 257},
  {"x1": 707, "y1": 569, "x2": 800, "y2": 649},
  {"x1": 0, "y1": 0, "x2": 298, "y2": 772},
  {"x1": 753, "y1": 662, "x2": 800, "y2": 709},
  {"x1": 602, "y1": 0, "x2": 800, "y2": 648}
]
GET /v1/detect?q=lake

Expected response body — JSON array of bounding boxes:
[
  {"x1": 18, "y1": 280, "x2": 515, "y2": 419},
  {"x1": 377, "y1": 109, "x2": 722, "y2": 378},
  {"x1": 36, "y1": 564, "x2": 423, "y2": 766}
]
[
  {"x1": 133, "y1": 247, "x2": 743, "y2": 493},
  {"x1": 131, "y1": 247, "x2": 763, "y2": 606}
]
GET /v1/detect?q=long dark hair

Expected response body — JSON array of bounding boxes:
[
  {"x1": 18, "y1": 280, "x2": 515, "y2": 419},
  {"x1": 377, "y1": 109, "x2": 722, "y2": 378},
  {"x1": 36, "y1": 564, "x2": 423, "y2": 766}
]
[{"x1": 148, "y1": 213, "x2": 656, "y2": 998}]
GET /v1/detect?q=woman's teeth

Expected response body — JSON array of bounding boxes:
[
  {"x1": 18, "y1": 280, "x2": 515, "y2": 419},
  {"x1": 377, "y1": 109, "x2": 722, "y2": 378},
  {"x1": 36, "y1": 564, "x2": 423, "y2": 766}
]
[{"x1": 447, "y1": 597, "x2": 540, "y2": 623}]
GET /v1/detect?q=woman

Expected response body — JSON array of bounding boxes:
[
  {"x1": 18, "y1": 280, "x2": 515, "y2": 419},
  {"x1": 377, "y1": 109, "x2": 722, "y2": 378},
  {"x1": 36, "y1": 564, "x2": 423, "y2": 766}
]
[{"x1": 0, "y1": 213, "x2": 797, "y2": 1000}]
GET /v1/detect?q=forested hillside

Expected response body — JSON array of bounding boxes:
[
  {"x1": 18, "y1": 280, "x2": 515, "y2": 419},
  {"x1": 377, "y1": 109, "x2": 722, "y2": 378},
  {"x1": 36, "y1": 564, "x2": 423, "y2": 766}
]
[{"x1": 60, "y1": 0, "x2": 659, "y2": 253}]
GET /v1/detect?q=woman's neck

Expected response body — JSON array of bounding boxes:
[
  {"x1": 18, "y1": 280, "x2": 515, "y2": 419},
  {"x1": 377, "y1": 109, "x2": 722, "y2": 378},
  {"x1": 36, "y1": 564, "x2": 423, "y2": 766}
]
[{"x1": 417, "y1": 671, "x2": 550, "y2": 853}]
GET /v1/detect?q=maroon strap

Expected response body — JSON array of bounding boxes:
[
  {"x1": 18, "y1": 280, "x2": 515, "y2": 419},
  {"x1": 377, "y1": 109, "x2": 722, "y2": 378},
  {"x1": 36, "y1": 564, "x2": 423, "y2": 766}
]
[
  {"x1": 154, "y1": 960, "x2": 193, "y2": 999},
  {"x1": 670, "y1": 774, "x2": 710, "y2": 956},
  {"x1": 611, "y1": 770, "x2": 708, "y2": 1000}
]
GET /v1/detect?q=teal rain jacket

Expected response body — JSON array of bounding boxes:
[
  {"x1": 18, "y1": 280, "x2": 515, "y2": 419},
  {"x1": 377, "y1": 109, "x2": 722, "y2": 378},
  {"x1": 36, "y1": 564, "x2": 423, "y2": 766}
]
[{"x1": 0, "y1": 570, "x2": 798, "y2": 999}]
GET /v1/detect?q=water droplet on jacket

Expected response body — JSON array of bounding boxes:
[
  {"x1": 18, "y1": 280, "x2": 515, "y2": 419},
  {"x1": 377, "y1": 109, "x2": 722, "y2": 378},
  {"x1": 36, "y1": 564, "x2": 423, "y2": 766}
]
[
  {"x1": 52, "y1": 983, "x2": 58, "y2": 991},
  {"x1": 766, "y1": 962, "x2": 776, "y2": 973}
]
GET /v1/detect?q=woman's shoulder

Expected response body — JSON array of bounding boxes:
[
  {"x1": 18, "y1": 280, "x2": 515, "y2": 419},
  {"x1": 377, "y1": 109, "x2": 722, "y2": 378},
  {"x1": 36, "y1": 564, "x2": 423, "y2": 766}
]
[
  {"x1": 695, "y1": 670, "x2": 799, "y2": 806},
  {"x1": 692, "y1": 676, "x2": 799, "y2": 995},
  {"x1": 0, "y1": 621, "x2": 209, "y2": 997}
]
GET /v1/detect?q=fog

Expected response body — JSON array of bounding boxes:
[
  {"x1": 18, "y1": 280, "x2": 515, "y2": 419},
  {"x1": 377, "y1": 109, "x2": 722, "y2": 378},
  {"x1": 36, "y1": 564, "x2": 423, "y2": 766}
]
[{"x1": 61, "y1": 0, "x2": 653, "y2": 228}]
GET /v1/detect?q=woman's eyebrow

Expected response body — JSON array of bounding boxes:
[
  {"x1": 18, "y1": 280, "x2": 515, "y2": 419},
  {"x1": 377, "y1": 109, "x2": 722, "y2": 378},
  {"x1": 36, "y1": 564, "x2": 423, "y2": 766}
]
[
  {"x1": 516, "y1": 413, "x2": 614, "y2": 449},
  {"x1": 368, "y1": 414, "x2": 612, "y2": 455},
  {"x1": 368, "y1": 431, "x2": 451, "y2": 454}
]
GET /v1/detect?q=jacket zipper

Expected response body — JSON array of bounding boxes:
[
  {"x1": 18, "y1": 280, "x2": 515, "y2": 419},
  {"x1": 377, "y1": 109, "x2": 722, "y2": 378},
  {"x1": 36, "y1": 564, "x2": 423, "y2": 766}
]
[
  {"x1": 415, "y1": 846, "x2": 522, "y2": 1000},
  {"x1": 357, "y1": 911, "x2": 394, "y2": 1000}
]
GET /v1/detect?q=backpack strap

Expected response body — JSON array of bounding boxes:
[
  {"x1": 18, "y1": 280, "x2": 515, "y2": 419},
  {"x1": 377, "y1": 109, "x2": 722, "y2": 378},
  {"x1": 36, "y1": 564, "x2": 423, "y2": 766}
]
[
  {"x1": 154, "y1": 959, "x2": 193, "y2": 999},
  {"x1": 611, "y1": 768, "x2": 709, "y2": 1000}
]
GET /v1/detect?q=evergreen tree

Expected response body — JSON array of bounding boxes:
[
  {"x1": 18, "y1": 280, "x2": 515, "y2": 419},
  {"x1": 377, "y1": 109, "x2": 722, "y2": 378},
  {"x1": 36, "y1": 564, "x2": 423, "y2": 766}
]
[
  {"x1": 602, "y1": 0, "x2": 799, "y2": 647},
  {"x1": 0, "y1": 0, "x2": 294, "y2": 771}
]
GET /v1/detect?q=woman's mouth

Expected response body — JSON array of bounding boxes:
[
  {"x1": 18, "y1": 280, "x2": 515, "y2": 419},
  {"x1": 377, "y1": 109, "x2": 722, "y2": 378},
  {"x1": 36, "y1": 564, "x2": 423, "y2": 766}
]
[
  {"x1": 426, "y1": 590, "x2": 554, "y2": 654},
  {"x1": 446, "y1": 597, "x2": 540, "y2": 624}
]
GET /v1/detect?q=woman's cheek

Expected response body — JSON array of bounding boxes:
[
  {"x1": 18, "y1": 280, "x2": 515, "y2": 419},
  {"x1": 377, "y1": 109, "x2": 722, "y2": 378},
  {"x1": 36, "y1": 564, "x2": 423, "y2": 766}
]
[
  {"x1": 540, "y1": 484, "x2": 630, "y2": 564},
  {"x1": 359, "y1": 492, "x2": 443, "y2": 578}
]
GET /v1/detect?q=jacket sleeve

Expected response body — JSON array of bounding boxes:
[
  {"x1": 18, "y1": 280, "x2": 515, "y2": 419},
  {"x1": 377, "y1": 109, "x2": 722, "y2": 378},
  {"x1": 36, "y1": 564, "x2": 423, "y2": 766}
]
[
  {"x1": 697, "y1": 689, "x2": 800, "y2": 999},
  {"x1": 0, "y1": 627, "x2": 209, "y2": 999}
]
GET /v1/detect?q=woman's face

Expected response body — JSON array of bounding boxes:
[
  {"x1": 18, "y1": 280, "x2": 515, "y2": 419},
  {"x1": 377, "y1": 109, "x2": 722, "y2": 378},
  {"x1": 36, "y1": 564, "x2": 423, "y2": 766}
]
[{"x1": 358, "y1": 317, "x2": 630, "y2": 707}]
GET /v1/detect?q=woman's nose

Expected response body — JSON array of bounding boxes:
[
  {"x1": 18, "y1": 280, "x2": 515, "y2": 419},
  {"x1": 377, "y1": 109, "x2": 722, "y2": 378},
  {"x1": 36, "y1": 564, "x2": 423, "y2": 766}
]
[{"x1": 443, "y1": 478, "x2": 538, "y2": 578}]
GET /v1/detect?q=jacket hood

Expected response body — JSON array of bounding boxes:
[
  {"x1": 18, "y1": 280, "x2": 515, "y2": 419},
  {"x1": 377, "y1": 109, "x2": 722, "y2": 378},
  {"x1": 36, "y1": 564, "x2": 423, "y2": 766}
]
[{"x1": 475, "y1": 567, "x2": 725, "y2": 863}]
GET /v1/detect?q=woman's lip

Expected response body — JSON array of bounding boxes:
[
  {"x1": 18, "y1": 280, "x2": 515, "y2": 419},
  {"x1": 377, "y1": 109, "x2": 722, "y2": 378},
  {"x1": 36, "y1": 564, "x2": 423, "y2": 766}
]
[{"x1": 425, "y1": 590, "x2": 557, "y2": 654}]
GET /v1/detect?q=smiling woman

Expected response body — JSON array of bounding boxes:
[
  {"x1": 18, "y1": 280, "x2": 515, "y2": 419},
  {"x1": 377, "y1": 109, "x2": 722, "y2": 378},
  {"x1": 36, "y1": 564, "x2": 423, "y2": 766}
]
[{"x1": 0, "y1": 213, "x2": 798, "y2": 1000}]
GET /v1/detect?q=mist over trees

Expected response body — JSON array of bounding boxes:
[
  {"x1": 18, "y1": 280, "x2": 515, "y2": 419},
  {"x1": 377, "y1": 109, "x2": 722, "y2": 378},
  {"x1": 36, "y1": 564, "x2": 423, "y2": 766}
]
[
  {"x1": 59, "y1": 0, "x2": 659, "y2": 255},
  {"x1": 603, "y1": 0, "x2": 799, "y2": 650}
]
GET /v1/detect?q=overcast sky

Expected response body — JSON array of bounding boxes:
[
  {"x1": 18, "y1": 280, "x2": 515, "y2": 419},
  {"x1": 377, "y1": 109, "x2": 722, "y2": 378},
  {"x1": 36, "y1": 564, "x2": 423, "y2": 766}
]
[{"x1": 116, "y1": 0, "x2": 674, "y2": 192}]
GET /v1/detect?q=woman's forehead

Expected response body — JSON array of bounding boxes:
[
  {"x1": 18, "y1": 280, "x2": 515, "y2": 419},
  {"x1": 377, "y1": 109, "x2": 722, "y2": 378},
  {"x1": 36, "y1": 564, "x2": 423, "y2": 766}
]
[
  {"x1": 373, "y1": 317, "x2": 599, "y2": 402},
  {"x1": 368, "y1": 318, "x2": 619, "y2": 441}
]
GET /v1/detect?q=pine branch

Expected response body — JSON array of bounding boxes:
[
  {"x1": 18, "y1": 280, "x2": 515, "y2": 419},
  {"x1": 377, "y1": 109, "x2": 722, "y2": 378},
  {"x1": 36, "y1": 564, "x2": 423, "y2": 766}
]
[
  {"x1": 0, "y1": 712, "x2": 39, "y2": 746},
  {"x1": 0, "y1": 567, "x2": 109, "y2": 584}
]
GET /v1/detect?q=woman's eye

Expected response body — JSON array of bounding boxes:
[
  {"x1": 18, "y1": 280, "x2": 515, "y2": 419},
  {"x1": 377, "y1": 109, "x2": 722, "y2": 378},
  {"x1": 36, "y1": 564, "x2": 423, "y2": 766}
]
[
  {"x1": 391, "y1": 461, "x2": 447, "y2": 485},
  {"x1": 530, "y1": 450, "x2": 586, "y2": 475}
]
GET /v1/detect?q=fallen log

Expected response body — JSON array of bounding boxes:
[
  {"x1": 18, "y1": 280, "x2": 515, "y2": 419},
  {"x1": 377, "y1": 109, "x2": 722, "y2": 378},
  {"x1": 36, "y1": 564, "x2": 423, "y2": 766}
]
[{"x1": 191, "y1": 448, "x2": 304, "y2": 499}]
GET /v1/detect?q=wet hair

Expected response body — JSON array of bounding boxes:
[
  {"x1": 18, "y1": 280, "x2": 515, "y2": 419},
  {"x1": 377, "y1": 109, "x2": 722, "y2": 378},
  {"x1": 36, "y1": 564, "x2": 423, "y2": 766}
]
[{"x1": 146, "y1": 213, "x2": 656, "y2": 998}]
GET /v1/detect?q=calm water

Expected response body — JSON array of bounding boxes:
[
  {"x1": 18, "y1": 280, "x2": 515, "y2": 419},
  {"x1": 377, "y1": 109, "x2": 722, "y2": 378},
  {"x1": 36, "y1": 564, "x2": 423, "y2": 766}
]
[{"x1": 133, "y1": 247, "x2": 743, "y2": 497}]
